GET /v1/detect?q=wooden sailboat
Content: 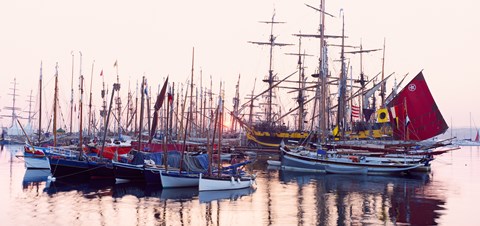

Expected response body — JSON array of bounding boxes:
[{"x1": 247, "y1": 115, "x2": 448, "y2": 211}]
[
  {"x1": 199, "y1": 86, "x2": 256, "y2": 191},
  {"x1": 160, "y1": 48, "x2": 201, "y2": 188},
  {"x1": 143, "y1": 77, "x2": 170, "y2": 184},
  {"x1": 22, "y1": 62, "x2": 51, "y2": 169},
  {"x1": 112, "y1": 76, "x2": 145, "y2": 182},
  {"x1": 46, "y1": 60, "x2": 91, "y2": 180}
]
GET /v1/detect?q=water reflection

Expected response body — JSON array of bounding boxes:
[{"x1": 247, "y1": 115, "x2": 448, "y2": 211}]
[
  {"x1": 23, "y1": 169, "x2": 51, "y2": 183},
  {"x1": 0, "y1": 145, "x2": 458, "y2": 225},
  {"x1": 199, "y1": 187, "x2": 256, "y2": 203},
  {"x1": 277, "y1": 170, "x2": 444, "y2": 225}
]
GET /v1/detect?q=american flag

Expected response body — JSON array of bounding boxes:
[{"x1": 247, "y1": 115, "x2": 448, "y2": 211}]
[{"x1": 352, "y1": 105, "x2": 360, "y2": 119}]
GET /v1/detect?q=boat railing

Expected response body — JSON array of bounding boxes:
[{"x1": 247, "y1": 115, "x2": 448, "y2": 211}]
[{"x1": 47, "y1": 146, "x2": 80, "y2": 158}]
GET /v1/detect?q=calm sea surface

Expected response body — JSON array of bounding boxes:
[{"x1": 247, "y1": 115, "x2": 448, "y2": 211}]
[{"x1": 1, "y1": 144, "x2": 479, "y2": 226}]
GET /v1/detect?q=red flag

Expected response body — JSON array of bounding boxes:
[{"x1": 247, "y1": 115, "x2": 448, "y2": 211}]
[{"x1": 100, "y1": 70, "x2": 103, "y2": 76}]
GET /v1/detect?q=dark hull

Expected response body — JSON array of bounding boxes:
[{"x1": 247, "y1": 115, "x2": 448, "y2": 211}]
[
  {"x1": 88, "y1": 161, "x2": 114, "y2": 179},
  {"x1": 144, "y1": 167, "x2": 162, "y2": 184},
  {"x1": 113, "y1": 162, "x2": 145, "y2": 181},
  {"x1": 49, "y1": 157, "x2": 90, "y2": 180}
]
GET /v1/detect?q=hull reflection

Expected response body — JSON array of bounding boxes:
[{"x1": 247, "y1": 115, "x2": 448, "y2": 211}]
[
  {"x1": 199, "y1": 187, "x2": 256, "y2": 203},
  {"x1": 278, "y1": 169, "x2": 443, "y2": 225}
]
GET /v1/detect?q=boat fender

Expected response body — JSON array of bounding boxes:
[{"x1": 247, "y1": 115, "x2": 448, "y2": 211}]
[
  {"x1": 231, "y1": 177, "x2": 235, "y2": 183},
  {"x1": 237, "y1": 177, "x2": 241, "y2": 183}
]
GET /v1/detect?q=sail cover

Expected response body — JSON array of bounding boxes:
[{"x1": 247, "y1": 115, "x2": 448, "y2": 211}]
[{"x1": 386, "y1": 71, "x2": 448, "y2": 140}]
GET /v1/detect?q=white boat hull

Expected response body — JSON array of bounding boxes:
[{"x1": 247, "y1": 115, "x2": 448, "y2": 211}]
[
  {"x1": 325, "y1": 165, "x2": 368, "y2": 174},
  {"x1": 281, "y1": 147, "x2": 425, "y2": 174},
  {"x1": 22, "y1": 154, "x2": 51, "y2": 169},
  {"x1": 199, "y1": 173, "x2": 255, "y2": 191},
  {"x1": 160, "y1": 171, "x2": 199, "y2": 188}
]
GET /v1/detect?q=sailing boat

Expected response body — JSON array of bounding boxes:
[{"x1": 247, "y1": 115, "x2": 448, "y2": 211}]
[
  {"x1": 199, "y1": 88, "x2": 256, "y2": 191},
  {"x1": 279, "y1": 71, "x2": 448, "y2": 174},
  {"x1": 21, "y1": 62, "x2": 51, "y2": 169},
  {"x1": 160, "y1": 48, "x2": 202, "y2": 188},
  {"x1": 48, "y1": 60, "x2": 92, "y2": 180}
]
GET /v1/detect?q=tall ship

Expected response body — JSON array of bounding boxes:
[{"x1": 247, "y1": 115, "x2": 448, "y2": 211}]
[{"x1": 236, "y1": 9, "x2": 395, "y2": 148}]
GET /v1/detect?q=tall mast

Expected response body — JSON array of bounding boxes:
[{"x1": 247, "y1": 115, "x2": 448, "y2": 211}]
[
  {"x1": 180, "y1": 48, "x2": 195, "y2": 171},
  {"x1": 200, "y1": 70, "x2": 204, "y2": 137},
  {"x1": 114, "y1": 60, "x2": 122, "y2": 140},
  {"x1": 38, "y1": 62, "x2": 43, "y2": 143},
  {"x1": 319, "y1": 0, "x2": 327, "y2": 143},
  {"x1": 380, "y1": 38, "x2": 386, "y2": 107},
  {"x1": 248, "y1": 79, "x2": 257, "y2": 126},
  {"x1": 169, "y1": 83, "x2": 175, "y2": 140},
  {"x1": 286, "y1": 36, "x2": 312, "y2": 131},
  {"x1": 78, "y1": 51, "x2": 84, "y2": 152},
  {"x1": 100, "y1": 70, "x2": 106, "y2": 137},
  {"x1": 217, "y1": 82, "x2": 223, "y2": 177},
  {"x1": 126, "y1": 80, "x2": 131, "y2": 133},
  {"x1": 189, "y1": 48, "x2": 194, "y2": 137},
  {"x1": 5, "y1": 78, "x2": 20, "y2": 127},
  {"x1": 88, "y1": 60, "x2": 95, "y2": 137},
  {"x1": 138, "y1": 76, "x2": 145, "y2": 152},
  {"x1": 70, "y1": 51, "x2": 74, "y2": 134},
  {"x1": 135, "y1": 80, "x2": 138, "y2": 136},
  {"x1": 232, "y1": 74, "x2": 240, "y2": 132},
  {"x1": 249, "y1": 13, "x2": 291, "y2": 126},
  {"x1": 336, "y1": 12, "x2": 347, "y2": 138},
  {"x1": 26, "y1": 90, "x2": 34, "y2": 126},
  {"x1": 53, "y1": 63, "x2": 59, "y2": 147}
]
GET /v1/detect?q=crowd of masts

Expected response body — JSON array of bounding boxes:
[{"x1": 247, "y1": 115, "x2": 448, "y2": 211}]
[
  {"x1": 15, "y1": 49, "x2": 238, "y2": 149},
  {"x1": 4, "y1": 2, "x2": 403, "y2": 145}
]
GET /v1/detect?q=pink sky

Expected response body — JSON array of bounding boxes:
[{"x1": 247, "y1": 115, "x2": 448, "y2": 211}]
[{"x1": 0, "y1": 0, "x2": 478, "y2": 131}]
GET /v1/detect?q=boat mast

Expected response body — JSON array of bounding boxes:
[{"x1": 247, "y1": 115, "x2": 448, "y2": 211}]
[
  {"x1": 163, "y1": 85, "x2": 171, "y2": 171},
  {"x1": 189, "y1": 49, "x2": 194, "y2": 138},
  {"x1": 100, "y1": 83, "x2": 119, "y2": 158},
  {"x1": 26, "y1": 90, "x2": 33, "y2": 126},
  {"x1": 285, "y1": 36, "x2": 311, "y2": 131},
  {"x1": 78, "y1": 51, "x2": 84, "y2": 153},
  {"x1": 248, "y1": 79, "x2": 256, "y2": 126},
  {"x1": 232, "y1": 74, "x2": 241, "y2": 132},
  {"x1": 380, "y1": 38, "x2": 386, "y2": 107},
  {"x1": 5, "y1": 78, "x2": 19, "y2": 128},
  {"x1": 114, "y1": 60, "x2": 122, "y2": 141},
  {"x1": 53, "y1": 63, "x2": 58, "y2": 147},
  {"x1": 138, "y1": 76, "x2": 145, "y2": 152},
  {"x1": 319, "y1": 0, "x2": 327, "y2": 143},
  {"x1": 134, "y1": 80, "x2": 138, "y2": 136},
  {"x1": 126, "y1": 81, "x2": 131, "y2": 133},
  {"x1": 336, "y1": 12, "x2": 347, "y2": 139},
  {"x1": 217, "y1": 82, "x2": 223, "y2": 177},
  {"x1": 169, "y1": 83, "x2": 175, "y2": 140},
  {"x1": 180, "y1": 48, "x2": 195, "y2": 171},
  {"x1": 249, "y1": 13, "x2": 291, "y2": 127},
  {"x1": 88, "y1": 60, "x2": 95, "y2": 138},
  {"x1": 70, "y1": 51, "x2": 74, "y2": 134},
  {"x1": 38, "y1": 62, "x2": 42, "y2": 143}
]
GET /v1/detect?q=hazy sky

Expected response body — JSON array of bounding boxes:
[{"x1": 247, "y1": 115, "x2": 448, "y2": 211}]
[{"x1": 0, "y1": 0, "x2": 478, "y2": 130}]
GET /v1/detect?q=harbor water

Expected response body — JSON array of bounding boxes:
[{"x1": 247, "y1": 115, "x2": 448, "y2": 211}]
[{"x1": 1, "y1": 144, "x2": 479, "y2": 226}]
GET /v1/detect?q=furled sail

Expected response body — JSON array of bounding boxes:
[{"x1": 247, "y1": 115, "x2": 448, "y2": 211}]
[
  {"x1": 150, "y1": 77, "x2": 169, "y2": 142},
  {"x1": 386, "y1": 71, "x2": 448, "y2": 140}
]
